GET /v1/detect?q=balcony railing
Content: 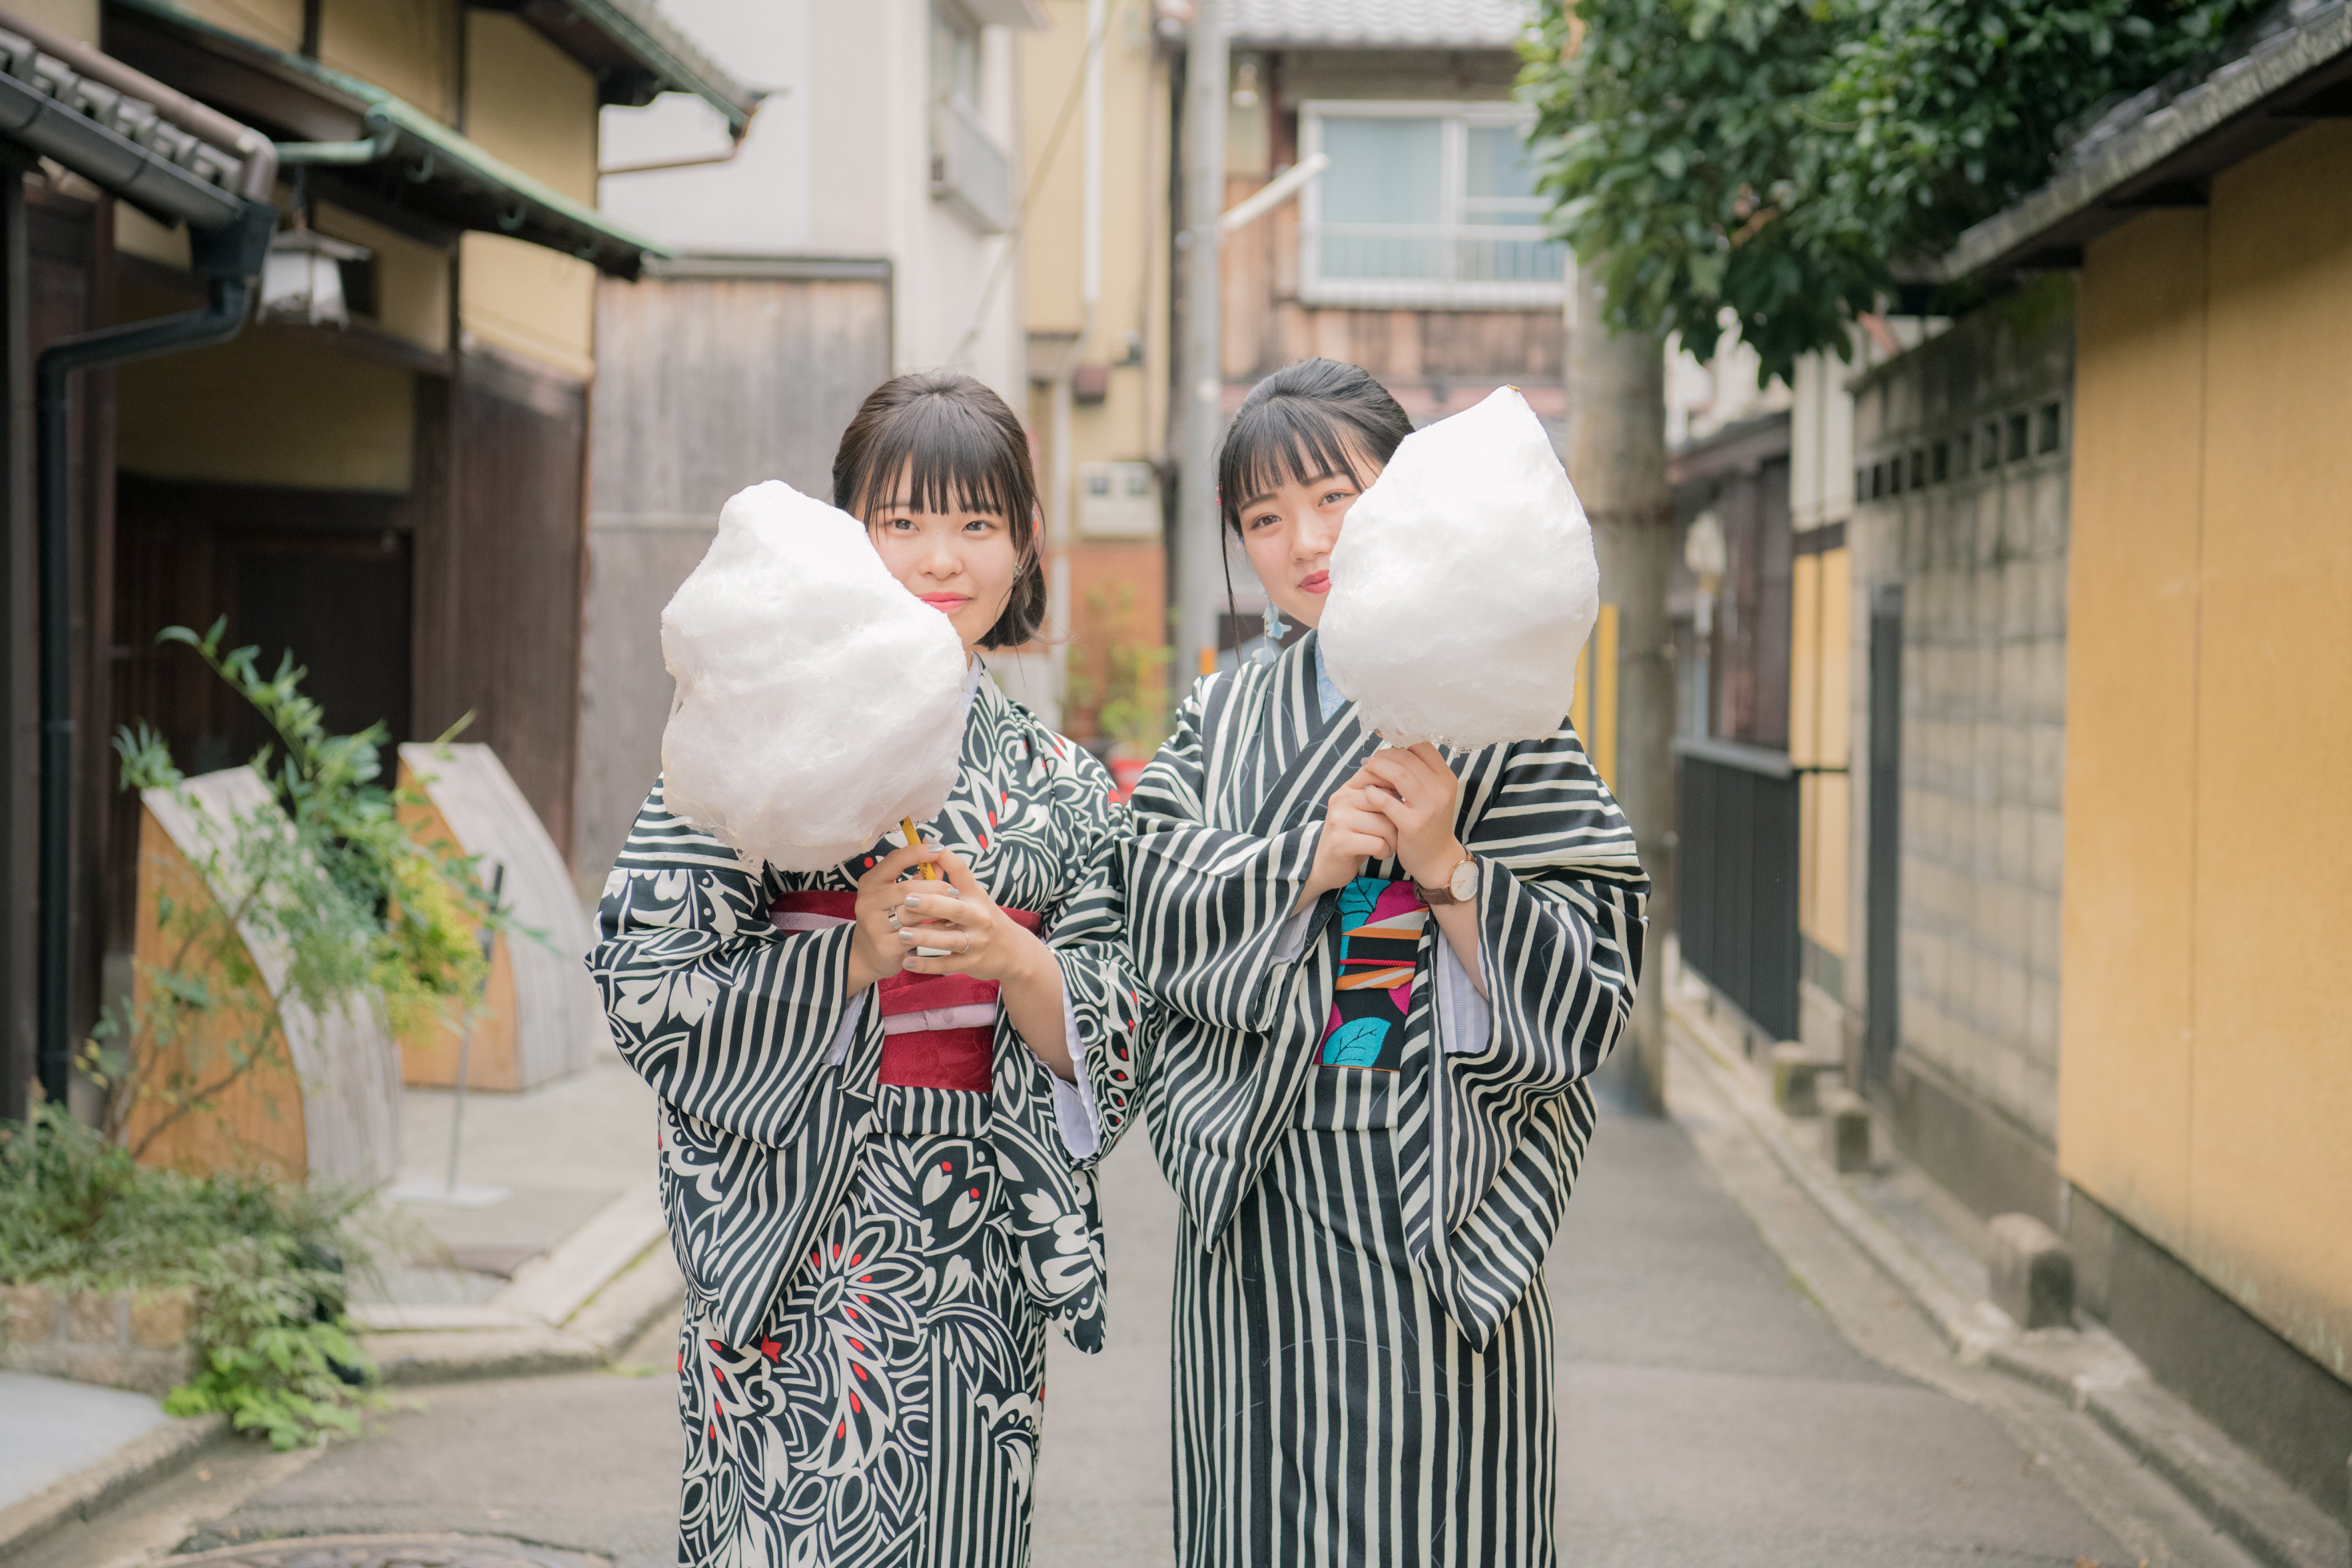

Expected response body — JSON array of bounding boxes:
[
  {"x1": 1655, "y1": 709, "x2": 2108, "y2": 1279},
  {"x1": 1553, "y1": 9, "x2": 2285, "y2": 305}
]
[
  {"x1": 1675, "y1": 736, "x2": 1802, "y2": 1042},
  {"x1": 930, "y1": 94, "x2": 1010, "y2": 236},
  {"x1": 1300, "y1": 221, "x2": 1570, "y2": 308}
]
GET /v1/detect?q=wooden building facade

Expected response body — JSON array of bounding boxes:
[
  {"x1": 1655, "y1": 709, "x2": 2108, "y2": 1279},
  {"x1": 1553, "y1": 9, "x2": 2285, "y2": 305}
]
[
  {"x1": 1210, "y1": 2, "x2": 1569, "y2": 650},
  {"x1": 0, "y1": 0, "x2": 753, "y2": 1120}
]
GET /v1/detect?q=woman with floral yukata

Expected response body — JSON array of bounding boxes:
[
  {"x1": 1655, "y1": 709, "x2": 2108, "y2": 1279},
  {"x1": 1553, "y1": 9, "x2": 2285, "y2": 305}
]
[{"x1": 591, "y1": 372, "x2": 1154, "y2": 1568}]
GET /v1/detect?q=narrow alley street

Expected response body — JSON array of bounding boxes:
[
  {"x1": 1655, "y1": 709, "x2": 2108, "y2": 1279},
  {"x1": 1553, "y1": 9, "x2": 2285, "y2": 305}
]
[{"x1": 23, "y1": 1058, "x2": 2256, "y2": 1568}]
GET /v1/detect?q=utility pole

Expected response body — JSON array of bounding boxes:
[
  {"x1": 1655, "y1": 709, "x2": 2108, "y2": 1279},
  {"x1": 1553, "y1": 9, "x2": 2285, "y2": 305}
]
[
  {"x1": 1176, "y1": 0, "x2": 1227, "y2": 675},
  {"x1": 1567, "y1": 262, "x2": 1673, "y2": 1115}
]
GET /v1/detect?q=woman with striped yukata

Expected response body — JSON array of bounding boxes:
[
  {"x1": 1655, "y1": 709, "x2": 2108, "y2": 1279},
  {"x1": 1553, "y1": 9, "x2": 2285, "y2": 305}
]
[
  {"x1": 1099, "y1": 358, "x2": 1648, "y2": 1566},
  {"x1": 590, "y1": 372, "x2": 1154, "y2": 1568}
]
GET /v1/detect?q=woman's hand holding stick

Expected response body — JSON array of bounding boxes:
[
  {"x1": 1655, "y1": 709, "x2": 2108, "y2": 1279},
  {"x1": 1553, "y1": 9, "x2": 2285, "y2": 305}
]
[
  {"x1": 891, "y1": 848, "x2": 1076, "y2": 1081},
  {"x1": 1356, "y1": 741, "x2": 1486, "y2": 998}
]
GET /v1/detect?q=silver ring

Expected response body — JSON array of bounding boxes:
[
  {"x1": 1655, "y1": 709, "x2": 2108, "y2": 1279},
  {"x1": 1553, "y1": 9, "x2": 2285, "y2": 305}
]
[{"x1": 886, "y1": 907, "x2": 899, "y2": 928}]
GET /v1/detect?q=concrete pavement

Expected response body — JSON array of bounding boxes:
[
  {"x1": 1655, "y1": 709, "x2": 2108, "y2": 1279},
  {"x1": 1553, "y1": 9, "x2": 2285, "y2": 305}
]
[
  {"x1": 28, "y1": 1077, "x2": 2258, "y2": 1568},
  {"x1": 0, "y1": 1371, "x2": 175, "y2": 1510}
]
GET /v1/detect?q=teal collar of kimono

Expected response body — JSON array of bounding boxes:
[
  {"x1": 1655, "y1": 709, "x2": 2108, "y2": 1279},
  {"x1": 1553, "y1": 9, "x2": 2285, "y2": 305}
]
[
  {"x1": 1311, "y1": 639, "x2": 1345, "y2": 723},
  {"x1": 960, "y1": 657, "x2": 985, "y2": 721}
]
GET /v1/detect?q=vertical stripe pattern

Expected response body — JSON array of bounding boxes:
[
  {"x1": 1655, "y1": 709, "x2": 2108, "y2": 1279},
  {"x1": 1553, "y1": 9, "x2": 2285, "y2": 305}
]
[{"x1": 1096, "y1": 632, "x2": 1645, "y2": 1566}]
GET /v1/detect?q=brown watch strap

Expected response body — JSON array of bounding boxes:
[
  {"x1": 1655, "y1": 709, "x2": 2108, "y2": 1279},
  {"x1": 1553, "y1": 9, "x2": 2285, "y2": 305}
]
[{"x1": 1415, "y1": 854, "x2": 1471, "y2": 906}]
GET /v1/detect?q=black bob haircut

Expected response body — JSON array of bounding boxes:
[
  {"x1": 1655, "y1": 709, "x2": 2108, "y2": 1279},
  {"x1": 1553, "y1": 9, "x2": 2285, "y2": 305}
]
[
  {"x1": 1217, "y1": 358, "x2": 1414, "y2": 536},
  {"x1": 832, "y1": 370, "x2": 1047, "y2": 650}
]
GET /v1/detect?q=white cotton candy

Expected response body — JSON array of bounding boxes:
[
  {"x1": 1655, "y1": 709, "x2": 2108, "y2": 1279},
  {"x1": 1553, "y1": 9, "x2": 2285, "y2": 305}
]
[
  {"x1": 659, "y1": 480, "x2": 968, "y2": 872},
  {"x1": 1319, "y1": 386, "x2": 1599, "y2": 750}
]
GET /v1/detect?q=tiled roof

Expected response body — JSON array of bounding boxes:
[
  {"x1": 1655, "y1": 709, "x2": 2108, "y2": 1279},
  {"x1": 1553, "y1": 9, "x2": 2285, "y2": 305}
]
[
  {"x1": 1946, "y1": 0, "x2": 2352, "y2": 278},
  {"x1": 1226, "y1": 0, "x2": 1534, "y2": 49}
]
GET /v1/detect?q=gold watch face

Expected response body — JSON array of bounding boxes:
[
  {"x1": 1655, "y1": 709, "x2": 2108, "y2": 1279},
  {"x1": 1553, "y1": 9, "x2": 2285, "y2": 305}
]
[{"x1": 1449, "y1": 857, "x2": 1479, "y2": 901}]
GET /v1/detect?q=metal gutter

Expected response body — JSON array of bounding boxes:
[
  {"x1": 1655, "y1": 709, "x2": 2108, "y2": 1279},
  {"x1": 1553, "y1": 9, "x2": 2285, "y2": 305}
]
[
  {"x1": 0, "y1": 41, "x2": 243, "y2": 229},
  {"x1": 1945, "y1": 0, "x2": 2352, "y2": 279},
  {"x1": 115, "y1": 0, "x2": 675, "y2": 278},
  {"x1": 0, "y1": 4, "x2": 272, "y2": 198},
  {"x1": 0, "y1": 10, "x2": 280, "y2": 1102}
]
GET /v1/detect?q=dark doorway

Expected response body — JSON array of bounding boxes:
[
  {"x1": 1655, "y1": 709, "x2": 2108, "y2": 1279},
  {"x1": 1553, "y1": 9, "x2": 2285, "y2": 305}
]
[
  {"x1": 108, "y1": 477, "x2": 411, "y2": 952},
  {"x1": 226, "y1": 532, "x2": 413, "y2": 754},
  {"x1": 1863, "y1": 583, "x2": 1904, "y2": 1092}
]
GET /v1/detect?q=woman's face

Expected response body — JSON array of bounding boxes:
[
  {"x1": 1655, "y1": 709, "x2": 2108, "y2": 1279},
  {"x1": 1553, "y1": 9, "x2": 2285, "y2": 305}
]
[
  {"x1": 866, "y1": 477, "x2": 1020, "y2": 656},
  {"x1": 1233, "y1": 445, "x2": 1385, "y2": 631}
]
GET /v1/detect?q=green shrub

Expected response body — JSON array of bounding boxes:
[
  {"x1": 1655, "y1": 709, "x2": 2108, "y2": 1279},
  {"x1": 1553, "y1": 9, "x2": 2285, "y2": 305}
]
[
  {"x1": 0, "y1": 1103, "x2": 386, "y2": 1447},
  {"x1": 1, "y1": 620, "x2": 511, "y2": 1448}
]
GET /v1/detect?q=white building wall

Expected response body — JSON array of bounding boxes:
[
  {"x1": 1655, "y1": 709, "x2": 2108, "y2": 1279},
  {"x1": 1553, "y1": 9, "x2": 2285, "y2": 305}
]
[
  {"x1": 1666, "y1": 320, "x2": 1792, "y2": 449},
  {"x1": 1790, "y1": 349, "x2": 1856, "y2": 531},
  {"x1": 597, "y1": 0, "x2": 1032, "y2": 408}
]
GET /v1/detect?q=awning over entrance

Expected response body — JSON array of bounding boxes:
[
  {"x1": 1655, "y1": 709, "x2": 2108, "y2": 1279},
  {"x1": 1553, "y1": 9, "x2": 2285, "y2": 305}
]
[{"x1": 108, "y1": 0, "x2": 676, "y2": 279}]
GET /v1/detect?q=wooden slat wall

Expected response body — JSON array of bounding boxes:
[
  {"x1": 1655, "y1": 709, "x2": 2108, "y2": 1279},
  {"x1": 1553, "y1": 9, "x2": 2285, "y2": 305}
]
[
  {"x1": 572, "y1": 271, "x2": 891, "y2": 893},
  {"x1": 422, "y1": 347, "x2": 590, "y2": 863}
]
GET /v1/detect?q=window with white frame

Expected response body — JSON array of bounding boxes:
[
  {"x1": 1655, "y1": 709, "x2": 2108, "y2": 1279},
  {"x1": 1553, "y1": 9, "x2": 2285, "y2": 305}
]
[
  {"x1": 929, "y1": 2, "x2": 1010, "y2": 233},
  {"x1": 1299, "y1": 103, "x2": 1568, "y2": 308}
]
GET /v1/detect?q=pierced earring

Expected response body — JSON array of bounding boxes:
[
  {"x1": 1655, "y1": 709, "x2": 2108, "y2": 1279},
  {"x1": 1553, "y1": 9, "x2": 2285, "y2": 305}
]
[{"x1": 1250, "y1": 601, "x2": 1287, "y2": 665}]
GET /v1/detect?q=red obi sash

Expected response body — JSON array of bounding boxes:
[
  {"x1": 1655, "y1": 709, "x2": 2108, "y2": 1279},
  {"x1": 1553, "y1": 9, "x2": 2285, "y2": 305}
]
[{"x1": 770, "y1": 890, "x2": 1043, "y2": 1092}]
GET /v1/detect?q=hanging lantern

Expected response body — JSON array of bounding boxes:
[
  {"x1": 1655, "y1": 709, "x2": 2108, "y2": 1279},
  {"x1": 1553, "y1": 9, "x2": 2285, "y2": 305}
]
[{"x1": 258, "y1": 225, "x2": 371, "y2": 328}]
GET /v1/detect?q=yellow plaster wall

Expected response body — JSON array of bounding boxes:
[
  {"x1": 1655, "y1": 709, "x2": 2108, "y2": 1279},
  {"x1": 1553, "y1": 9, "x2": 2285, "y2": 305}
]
[
  {"x1": 460, "y1": 234, "x2": 596, "y2": 381},
  {"x1": 15, "y1": 0, "x2": 98, "y2": 43},
  {"x1": 2063, "y1": 129, "x2": 2352, "y2": 1380},
  {"x1": 1790, "y1": 555, "x2": 1821, "y2": 763},
  {"x1": 1021, "y1": 1, "x2": 1174, "y2": 459},
  {"x1": 318, "y1": 0, "x2": 457, "y2": 125},
  {"x1": 1790, "y1": 547, "x2": 1852, "y2": 961},
  {"x1": 464, "y1": 12, "x2": 598, "y2": 202},
  {"x1": 2188, "y1": 126, "x2": 2352, "y2": 1377},
  {"x1": 455, "y1": 13, "x2": 598, "y2": 381},
  {"x1": 170, "y1": 0, "x2": 302, "y2": 53},
  {"x1": 115, "y1": 204, "x2": 190, "y2": 270},
  {"x1": 115, "y1": 302, "x2": 416, "y2": 491},
  {"x1": 314, "y1": 201, "x2": 450, "y2": 353},
  {"x1": 2061, "y1": 206, "x2": 2205, "y2": 1251},
  {"x1": 1811, "y1": 548, "x2": 1851, "y2": 958}
]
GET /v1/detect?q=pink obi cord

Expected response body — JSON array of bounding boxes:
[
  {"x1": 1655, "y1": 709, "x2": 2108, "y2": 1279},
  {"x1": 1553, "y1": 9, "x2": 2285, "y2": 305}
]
[{"x1": 770, "y1": 890, "x2": 1043, "y2": 1092}]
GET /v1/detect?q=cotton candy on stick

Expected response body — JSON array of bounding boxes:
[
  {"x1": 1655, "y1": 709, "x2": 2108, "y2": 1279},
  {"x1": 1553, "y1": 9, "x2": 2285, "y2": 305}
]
[
  {"x1": 659, "y1": 480, "x2": 968, "y2": 872},
  {"x1": 1319, "y1": 386, "x2": 1599, "y2": 750}
]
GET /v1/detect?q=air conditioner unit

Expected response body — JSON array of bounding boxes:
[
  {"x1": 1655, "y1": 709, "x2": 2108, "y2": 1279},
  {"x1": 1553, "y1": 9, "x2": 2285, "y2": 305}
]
[{"x1": 1077, "y1": 462, "x2": 1161, "y2": 541}]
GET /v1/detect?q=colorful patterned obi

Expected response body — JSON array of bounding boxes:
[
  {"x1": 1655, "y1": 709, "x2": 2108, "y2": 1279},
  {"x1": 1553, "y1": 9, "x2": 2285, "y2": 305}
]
[
  {"x1": 770, "y1": 890, "x2": 1043, "y2": 1092},
  {"x1": 1318, "y1": 877, "x2": 1429, "y2": 1073}
]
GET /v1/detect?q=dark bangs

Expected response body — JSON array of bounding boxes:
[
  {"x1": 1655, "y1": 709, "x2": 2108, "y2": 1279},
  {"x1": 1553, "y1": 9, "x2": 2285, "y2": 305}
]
[
  {"x1": 1217, "y1": 358, "x2": 1414, "y2": 534},
  {"x1": 831, "y1": 371, "x2": 1046, "y2": 648},
  {"x1": 833, "y1": 371, "x2": 1038, "y2": 536}
]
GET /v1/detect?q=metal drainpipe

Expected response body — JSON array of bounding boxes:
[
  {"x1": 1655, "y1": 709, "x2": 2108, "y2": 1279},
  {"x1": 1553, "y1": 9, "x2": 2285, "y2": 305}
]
[{"x1": 33, "y1": 198, "x2": 274, "y2": 1106}]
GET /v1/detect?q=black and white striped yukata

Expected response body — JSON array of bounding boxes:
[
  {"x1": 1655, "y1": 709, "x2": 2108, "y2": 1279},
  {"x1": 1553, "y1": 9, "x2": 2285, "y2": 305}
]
[
  {"x1": 1103, "y1": 632, "x2": 1646, "y2": 1566},
  {"x1": 592, "y1": 672, "x2": 1155, "y2": 1568}
]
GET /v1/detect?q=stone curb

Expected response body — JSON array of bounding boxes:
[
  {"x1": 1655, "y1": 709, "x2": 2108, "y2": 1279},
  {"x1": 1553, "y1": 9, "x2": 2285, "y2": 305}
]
[
  {"x1": 357, "y1": 1234, "x2": 682, "y2": 1386},
  {"x1": 1666, "y1": 996, "x2": 2349, "y2": 1568},
  {"x1": 0, "y1": 1217, "x2": 684, "y2": 1550},
  {"x1": 0, "y1": 1411, "x2": 224, "y2": 1562}
]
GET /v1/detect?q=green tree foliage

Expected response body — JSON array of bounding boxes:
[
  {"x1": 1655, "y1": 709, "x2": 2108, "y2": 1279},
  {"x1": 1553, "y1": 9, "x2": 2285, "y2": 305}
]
[{"x1": 1520, "y1": 0, "x2": 2263, "y2": 382}]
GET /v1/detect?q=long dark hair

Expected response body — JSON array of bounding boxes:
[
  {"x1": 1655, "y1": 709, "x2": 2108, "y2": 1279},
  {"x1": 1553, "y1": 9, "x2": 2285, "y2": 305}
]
[
  {"x1": 832, "y1": 370, "x2": 1047, "y2": 649},
  {"x1": 1216, "y1": 358, "x2": 1413, "y2": 537}
]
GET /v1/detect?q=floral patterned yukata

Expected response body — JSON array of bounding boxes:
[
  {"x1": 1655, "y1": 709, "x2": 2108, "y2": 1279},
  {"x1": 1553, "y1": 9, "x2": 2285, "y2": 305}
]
[{"x1": 591, "y1": 671, "x2": 1154, "y2": 1568}]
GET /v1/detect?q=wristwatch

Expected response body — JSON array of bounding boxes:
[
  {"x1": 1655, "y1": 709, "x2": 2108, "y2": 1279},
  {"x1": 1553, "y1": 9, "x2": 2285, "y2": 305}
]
[{"x1": 1416, "y1": 849, "x2": 1480, "y2": 906}]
